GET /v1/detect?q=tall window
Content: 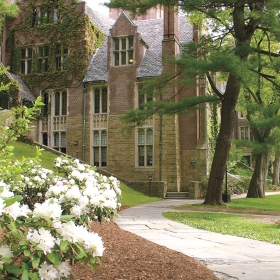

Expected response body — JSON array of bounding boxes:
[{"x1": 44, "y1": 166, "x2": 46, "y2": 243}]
[
  {"x1": 55, "y1": 44, "x2": 68, "y2": 71},
  {"x1": 54, "y1": 91, "x2": 67, "y2": 116},
  {"x1": 93, "y1": 130, "x2": 107, "y2": 167},
  {"x1": 138, "y1": 85, "x2": 152, "y2": 110},
  {"x1": 53, "y1": 131, "x2": 66, "y2": 153},
  {"x1": 42, "y1": 92, "x2": 49, "y2": 116},
  {"x1": 113, "y1": 36, "x2": 134, "y2": 66},
  {"x1": 38, "y1": 46, "x2": 49, "y2": 72},
  {"x1": 93, "y1": 87, "x2": 107, "y2": 114},
  {"x1": 21, "y1": 48, "x2": 33, "y2": 74},
  {"x1": 138, "y1": 128, "x2": 153, "y2": 167},
  {"x1": 42, "y1": 133, "x2": 48, "y2": 146},
  {"x1": 31, "y1": 8, "x2": 37, "y2": 27},
  {"x1": 240, "y1": 126, "x2": 253, "y2": 140}
]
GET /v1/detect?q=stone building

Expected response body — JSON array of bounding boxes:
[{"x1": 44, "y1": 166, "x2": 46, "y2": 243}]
[{"x1": 1, "y1": 1, "x2": 208, "y2": 197}]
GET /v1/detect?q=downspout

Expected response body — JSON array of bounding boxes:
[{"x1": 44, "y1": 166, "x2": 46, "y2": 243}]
[
  {"x1": 159, "y1": 113, "x2": 163, "y2": 181},
  {"x1": 82, "y1": 85, "x2": 87, "y2": 161}
]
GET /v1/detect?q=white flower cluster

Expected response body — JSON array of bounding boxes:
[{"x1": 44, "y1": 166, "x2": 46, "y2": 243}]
[
  {"x1": 10, "y1": 160, "x2": 54, "y2": 193},
  {"x1": 0, "y1": 156, "x2": 120, "y2": 278},
  {"x1": 46, "y1": 157, "x2": 122, "y2": 220},
  {"x1": 0, "y1": 182, "x2": 31, "y2": 219},
  {"x1": 57, "y1": 221, "x2": 104, "y2": 256},
  {"x1": 38, "y1": 261, "x2": 71, "y2": 280}
]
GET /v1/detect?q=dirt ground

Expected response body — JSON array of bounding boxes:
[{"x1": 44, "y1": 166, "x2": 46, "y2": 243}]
[
  {"x1": 71, "y1": 205, "x2": 280, "y2": 280},
  {"x1": 72, "y1": 221, "x2": 219, "y2": 280}
]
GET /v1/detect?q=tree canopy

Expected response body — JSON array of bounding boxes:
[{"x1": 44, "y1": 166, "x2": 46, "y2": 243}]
[{"x1": 0, "y1": 0, "x2": 19, "y2": 30}]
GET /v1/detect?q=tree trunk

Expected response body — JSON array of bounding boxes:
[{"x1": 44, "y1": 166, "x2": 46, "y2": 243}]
[
  {"x1": 247, "y1": 152, "x2": 269, "y2": 198},
  {"x1": 204, "y1": 73, "x2": 240, "y2": 204},
  {"x1": 272, "y1": 151, "x2": 280, "y2": 187}
]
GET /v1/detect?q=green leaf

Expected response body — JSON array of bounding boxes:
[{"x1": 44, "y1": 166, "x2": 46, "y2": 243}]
[
  {"x1": 4, "y1": 264, "x2": 22, "y2": 274},
  {"x1": 21, "y1": 269, "x2": 29, "y2": 280},
  {"x1": 75, "y1": 245, "x2": 87, "y2": 259},
  {"x1": 60, "y1": 215, "x2": 75, "y2": 222},
  {"x1": 1, "y1": 258, "x2": 13, "y2": 264},
  {"x1": 23, "y1": 250, "x2": 31, "y2": 257},
  {"x1": 31, "y1": 257, "x2": 40, "y2": 269},
  {"x1": 47, "y1": 252, "x2": 61, "y2": 265},
  {"x1": 11, "y1": 228, "x2": 22, "y2": 239},
  {"x1": 4, "y1": 195, "x2": 23, "y2": 207},
  {"x1": 59, "y1": 240, "x2": 70, "y2": 251},
  {"x1": 28, "y1": 272, "x2": 40, "y2": 280}
]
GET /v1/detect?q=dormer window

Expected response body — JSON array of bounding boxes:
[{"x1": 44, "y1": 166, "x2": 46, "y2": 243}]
[{"x1": 113, "y1": 36, "x2": 134, "y2": 66}]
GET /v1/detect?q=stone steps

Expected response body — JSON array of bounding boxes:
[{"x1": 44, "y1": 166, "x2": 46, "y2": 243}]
[{"x1": 164, "y1": 192, "x2": 189, "y2": 199}]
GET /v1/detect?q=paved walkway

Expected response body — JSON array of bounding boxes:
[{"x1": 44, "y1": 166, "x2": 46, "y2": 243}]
[{"x1": 114, "y1": 194, "x2": 280, "y2": 280}]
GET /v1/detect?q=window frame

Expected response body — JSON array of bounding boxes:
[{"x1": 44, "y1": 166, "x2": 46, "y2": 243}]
[
  {"x1": 21, "y1": 48, "x2": 33, "y2": 74},
  {"x1": 54, "y1": 91, "x2": 67, "y2": 116},
  {"x1": 113, "y1": 36, "x2": 134, "y2": 66},
  {"x1": 53, "y1": 131, "x2": 66, "y2": 153},
  {"x1": 93, "y1": 130, "x2": 107, "y2": 167},
  {"x1": 240, "y1": 126, "x2": 253, "y2": 141},
  {"x1": 93, "y1": 87, "x2": 108, "y2": 114},
  {"x1": 137, "y1": 127, "x2": 153, "y2": 167}
]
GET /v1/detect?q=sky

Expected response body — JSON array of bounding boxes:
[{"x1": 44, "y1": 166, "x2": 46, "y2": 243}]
[{"x1": 86, "y1": 1, "x2": 109, "y2": 16}]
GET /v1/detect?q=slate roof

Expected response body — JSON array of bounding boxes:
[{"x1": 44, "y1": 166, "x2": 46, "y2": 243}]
[
  {"x1": 83, "y1": 5, "x2": 115, "y2": 83},
  {"x1": 85, "y1": 5, "x2": 115, "y2": 36},
  {"x1": 84, "y1": 13, "x2": 193, "y2": 82},
  {"x1": 7, "y1": 72, "x2": 36, "y2": 102}
]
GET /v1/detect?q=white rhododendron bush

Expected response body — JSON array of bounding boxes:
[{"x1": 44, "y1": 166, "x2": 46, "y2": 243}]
[{"x1": 0, "y1": 99, "x2": 121, "y2": 279}]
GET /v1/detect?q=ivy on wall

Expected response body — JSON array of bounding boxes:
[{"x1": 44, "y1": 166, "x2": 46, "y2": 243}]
[{"x1": 6, "y1": 0, "x2": 105, "y2": 91}]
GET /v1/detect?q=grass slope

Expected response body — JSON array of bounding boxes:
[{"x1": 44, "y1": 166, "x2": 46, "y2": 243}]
[{"x1": 11, "y1": 141, "x2": 161, "y2": 207}]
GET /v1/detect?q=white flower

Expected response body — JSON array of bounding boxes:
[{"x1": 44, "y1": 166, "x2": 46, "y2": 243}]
[
  {"x1": 77, "y1": 163, "x2": 85, "y2": 171},
  {"x1": 0, "y1": 186, "x2": 14, "y2": 198},
  {"x1": 4, "y1": 202, "x2": 31, "y2": 220},
  {"x1": 65, "y1": 186, "x2": 82, "y2": 200},
  {"x1": 33, "y1": 199, "x2": 62, "y2": 220},
  {"x1": 0, "y1": 246, "x2": 13, "y2": 258},
  {"x1": 27, "y1": 228, "x2": 56, "y2": 254},
  {"x1": 102, "y1": 189, "x2": 117, "y2": 200},
  {"x1": 0, "y1": 198, "x2": 6, "y2": 216},
  {"x1": 38, "y1": 262, "x2": 58, "y2": 280},
  {"x1": 70, "y1": 205, "x2": 82, "y2": 217},
  {"x1": 55, "y1": 261, "x2": 71, "y2": 278}
]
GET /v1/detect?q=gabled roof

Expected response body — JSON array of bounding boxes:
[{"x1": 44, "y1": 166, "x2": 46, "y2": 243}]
[
  {"x1": 84, "y1": 14, "x2": 193, "y2": 83},
  {"x1": 7, "y1": 72, "x2": 36, "y2": 102},
  {"x1": 111, "y1": 11, "x2": 136, "y2": 28}
]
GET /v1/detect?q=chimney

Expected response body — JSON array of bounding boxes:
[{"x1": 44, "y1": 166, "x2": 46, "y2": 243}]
[{"x1": 162, "y1": 5, "x2": 180, "y2": 60}]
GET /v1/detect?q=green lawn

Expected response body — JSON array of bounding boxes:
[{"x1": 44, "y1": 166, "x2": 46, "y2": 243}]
[
  {"x1": 11, "y1": 141, "x2": 161, "y2": 207},
  {"x1": 173, "y1": 194, "x2": 280, "y2": 214},
  {"x1": 163, "y1": 194, "x2": 280, "y2": 244},
  {"x1": 163, "y1": 210, "x2": 280, "y2": 244}
]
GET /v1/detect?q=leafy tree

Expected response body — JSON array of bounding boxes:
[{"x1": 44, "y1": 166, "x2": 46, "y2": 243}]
[
  {"x1": 106, "y1": 0, "x2": 280, "y2": 204},
  {"x1": 0, "y1": 0, "x2": 18, "y2": 30},
  {"x1": 235, "y1": 28, "x2": 280, "y2": 198}
]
